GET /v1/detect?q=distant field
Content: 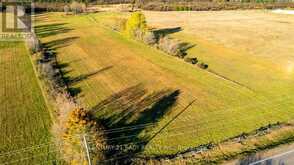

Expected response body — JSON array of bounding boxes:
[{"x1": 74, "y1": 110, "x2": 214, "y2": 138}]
[
  {"x1": 144, "y1": 10, "x2": 294, "y2": 67},
  {"x1": 144, "y1": 10, "x2": 294, "y2": 109},
  {"x1": 0, "y1": 41, "x2": 53, "y2": 163},
  {"x1": 35, "y1": 11, "x2": 294, "y2": 157}
]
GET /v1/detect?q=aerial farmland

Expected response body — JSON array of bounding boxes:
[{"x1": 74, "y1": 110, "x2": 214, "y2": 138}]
[
  {"x1": 0, "y1": 41, "x2": 53, "y2": 163},
  {"x1": 1, "y1": 1, "x2": 294, "y2": 164}
]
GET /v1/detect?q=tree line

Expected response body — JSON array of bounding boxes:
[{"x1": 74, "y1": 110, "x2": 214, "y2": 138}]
[{"x1": 32, "y1": 0, "x2": 294, "y2": 3}]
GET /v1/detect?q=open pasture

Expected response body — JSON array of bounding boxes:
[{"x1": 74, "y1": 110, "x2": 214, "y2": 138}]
[
  {"x1": 144, "y1": 10, "x2": 294, "y2": 107},
  {"x1": 35, "y1": 11, "x2": 294, "y2": 157},
  {"x1": 144, "y1": 10, "x2": 294, "y2": 67},
  {"x1": 0, "y1": 41, "x2": 53, "y2": 163}
]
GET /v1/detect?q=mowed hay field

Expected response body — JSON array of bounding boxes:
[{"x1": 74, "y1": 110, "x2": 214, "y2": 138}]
[
  {"x1": 144, "y1": 10, "x2": 294, "y2": 66},
  {"x1": 0, "y1": 41, "x2": 53, "y2": 163},
  {"x1": 144, "y1": 10, "x2": 294, "y2": 110},
  {"x1": 35, "y1": 11, "x2": 294, "y2": 156}
]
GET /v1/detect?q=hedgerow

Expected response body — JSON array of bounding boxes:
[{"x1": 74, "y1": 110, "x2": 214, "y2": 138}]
[{"x1": 123, "y1": 12, "x2": 208, "y2": 68}]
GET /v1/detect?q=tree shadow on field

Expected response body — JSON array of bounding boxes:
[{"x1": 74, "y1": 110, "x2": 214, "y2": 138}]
[
  {"x1": 51, "y1": 62, "x2": 113, "y2": 97},
  {"x1": 178, "y1": 42, "x2": 196, "y2": 56},
  {"x1": 43, "y1": 37, "x2": 79, "y2": 50},
  {"x1": 35, "y1": 23, "x2": 74, "y2": 38},
  {"x1": 151, "y1": 26, "x2": 195, "y2": 58},
  {"x1": 63, "y1": 66, "x2": 113, "y2": 86},
  {"x1": 152, "y1": 27, "x2": 182, "y2": 38},
  {"x1": 40, "y1": 36, "x2": 80, "y2": 96},
  {"x1": 36, "y1": 22, "x2": 85, "y2": 97},
  {"x1": 89, "y1": 84, "x2": 181, "y2": 164}
]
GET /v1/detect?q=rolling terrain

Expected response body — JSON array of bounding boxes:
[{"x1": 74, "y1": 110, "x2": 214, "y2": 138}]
[{"x1": 35, "y1": 11, "x2": 294, "y2": 157}]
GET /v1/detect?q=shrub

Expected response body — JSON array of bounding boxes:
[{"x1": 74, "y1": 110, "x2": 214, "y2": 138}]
[
  {"x1": 158, "y1": 36, "x2": 186, "y2": 58},
  {"x1": 125, "y1": 12, "x2": 147, "y2": 39},
  {"x1": 180, "y1": 6, "x2": 185, "y2": 11},
  {"x1": 62, "y1": 108, "x2": 106, "y2": 164},
  {"x1": 198, "y1": 62, "x2": 208, "y2": 69},
  {"x1": 143, "y1": 31, "x2": 157, "y2": 45},
  {"x1": 26, "y1": 33, "x2": 40, "y2": 53},
  {"x1": 184, "y1": 57, "x2": 198, "y2": 64},
  {"x1": 134, "y1": 29, "x2": 145, "y2": 40},
  {"x1": 64, "y1": 5, "x2": 70, "y2": 14},
  {"x1": 70, "y1": 1, "x2": 86, "y2": 14}
]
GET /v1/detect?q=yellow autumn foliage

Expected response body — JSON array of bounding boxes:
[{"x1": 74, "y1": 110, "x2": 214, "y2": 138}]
[
  {"x1": 62, "y1": 108, "x2": 105, "y2": 164},
  {"x1": 125, "y1": 12, "x2": 147, "y2": 39}
]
